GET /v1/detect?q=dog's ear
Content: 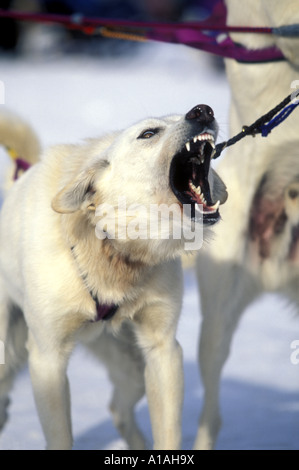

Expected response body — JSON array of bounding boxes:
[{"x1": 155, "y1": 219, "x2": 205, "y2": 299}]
[{"x1": 51, "y1": 161, "x2": 108, "y2": 213}]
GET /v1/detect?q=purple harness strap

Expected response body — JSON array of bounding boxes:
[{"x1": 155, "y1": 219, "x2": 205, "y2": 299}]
[
  {"x1": 14, "y1": 158, "x2": 32, "y2": 180},
  {"x1": 0, "y1": 1, "x2": 287, "y2": 63},
  {"x1": 148, "y1": 1, "x2": 284, "y2": 63}
]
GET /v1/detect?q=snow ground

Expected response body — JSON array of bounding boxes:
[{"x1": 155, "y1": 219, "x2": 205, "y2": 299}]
[{"x1": 0, "y1": 35, "x2": 298, "y2": 450}]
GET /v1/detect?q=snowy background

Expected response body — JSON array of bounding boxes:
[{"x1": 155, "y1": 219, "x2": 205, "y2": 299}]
[{"x1": 0, "y1": 26, "x2": 298, "y2": 450}]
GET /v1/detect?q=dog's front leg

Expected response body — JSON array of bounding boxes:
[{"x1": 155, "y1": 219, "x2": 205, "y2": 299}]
[
  {"x1": 27, "y1": 331, "x2": 73, "y2": 450},
  {"x1": 133, "y1": 303, "x2": 183, "y2": 450}
]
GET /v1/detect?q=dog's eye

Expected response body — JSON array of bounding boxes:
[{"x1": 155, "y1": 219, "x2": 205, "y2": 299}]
[{"x1": 138, "y1": 128, "x2": 160, "y2": 139}]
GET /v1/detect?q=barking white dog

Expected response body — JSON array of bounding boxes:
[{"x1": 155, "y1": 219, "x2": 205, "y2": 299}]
[{"x1": 0, "y1": 105, "x2": 227, "y2": 449}]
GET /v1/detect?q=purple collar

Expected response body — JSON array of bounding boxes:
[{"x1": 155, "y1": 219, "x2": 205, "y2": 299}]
[
  {"x1": 70, "y1": 246, "x2": 118, "y2": 322},
  {"x1": 90, "y1": 292, "x2": 119, "y2": 322}
]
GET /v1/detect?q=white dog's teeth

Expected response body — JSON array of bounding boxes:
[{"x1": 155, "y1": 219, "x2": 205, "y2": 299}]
[
  {"x1": 197, "y1": 133, "x2": 215, "y2": 142},
  {"x1": 210, "y1": 200, "x2": 220, "y2": 211},
  {"x1": 190, "y1": 181, "x2": 202, "y2": 195},
  {"x1": 185, "y1": 133, "x2": 215, "y2": 155}
]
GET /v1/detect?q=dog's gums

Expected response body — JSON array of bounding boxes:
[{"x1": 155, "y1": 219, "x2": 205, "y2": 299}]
[{"x1": 169, "y1": 131, "x2": 220, "y2": 224}]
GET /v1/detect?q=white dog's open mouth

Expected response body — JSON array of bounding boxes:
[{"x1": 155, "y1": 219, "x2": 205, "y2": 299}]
[{"x1": 169, "y1": 132, "x2": 220, "y2": 225}]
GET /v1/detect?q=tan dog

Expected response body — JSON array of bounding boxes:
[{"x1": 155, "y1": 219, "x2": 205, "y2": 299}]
[
  {"x1": 195, "y1": 0, "x2": 299, "y2": 450},
  {"x1": 0, "y1": 106, "x2": 227, "y2": 449}
]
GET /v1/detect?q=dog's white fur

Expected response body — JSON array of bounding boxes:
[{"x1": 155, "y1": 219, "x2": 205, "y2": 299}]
[
  {"x1": 0, "y1": 109, "x2": 41, "y2": 189},
  {"x1": 0, "y1": 109, "x2": 40, "y2": 164},
  {"x1": 0, "y1": 108, "x2": 226, "y2": 449},
  {"x1": 195, "y1": 0, "x2": 299, "y2": 450}
]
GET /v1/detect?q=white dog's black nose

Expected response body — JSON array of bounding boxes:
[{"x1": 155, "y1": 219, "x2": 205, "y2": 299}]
[{"x1": 185, "y1": 105, "x2": 214, "y2": 124}]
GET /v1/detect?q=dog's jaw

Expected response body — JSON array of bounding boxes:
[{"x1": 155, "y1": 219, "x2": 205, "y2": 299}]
[{"x1": 169, "y1": 130, "x2": 221, "y2": 225}]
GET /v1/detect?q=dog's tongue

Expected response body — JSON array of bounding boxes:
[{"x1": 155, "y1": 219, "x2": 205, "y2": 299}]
[{"x1": 187, "y1": 180, "x2": 220, "y2": 213}]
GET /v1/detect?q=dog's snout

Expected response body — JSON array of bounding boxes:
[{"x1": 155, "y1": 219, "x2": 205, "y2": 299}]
[{"x1": 185, "y1": 104, "x2": 214, "y2": 124}]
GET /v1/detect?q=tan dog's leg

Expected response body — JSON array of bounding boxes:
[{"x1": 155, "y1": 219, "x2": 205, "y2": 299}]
[
  {"x1": 133, "y1": 303, "x2": 183, "y2": 450},
  {"x1": 194, "y1": 255, "x2": 260, "y2": 449},
  {"x1": 27, "y1": 330, "x2": 73, "y2": 450}
]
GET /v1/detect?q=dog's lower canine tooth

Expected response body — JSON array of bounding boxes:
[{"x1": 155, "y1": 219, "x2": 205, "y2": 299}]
[
  {"x1": 199, "y1": 148, "x2": 205, "y2": 163},
  {"x1": 211, "y1": 200, "x2": 220, "y2": 211}
]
